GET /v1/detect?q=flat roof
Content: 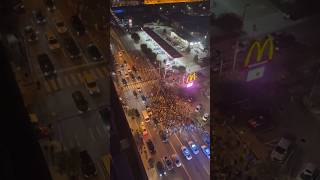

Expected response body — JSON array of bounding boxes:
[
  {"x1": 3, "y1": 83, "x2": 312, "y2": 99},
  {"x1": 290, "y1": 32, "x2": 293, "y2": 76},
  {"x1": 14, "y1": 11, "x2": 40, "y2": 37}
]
[{"x1": 143, "y1": 27, "x2": 183, "y2": 59}]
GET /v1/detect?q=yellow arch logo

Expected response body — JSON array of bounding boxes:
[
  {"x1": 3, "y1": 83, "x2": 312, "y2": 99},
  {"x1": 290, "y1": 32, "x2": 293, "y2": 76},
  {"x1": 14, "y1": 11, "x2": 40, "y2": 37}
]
[
  {"x1": 186, "y1": 72, "x2": 197, "y2": 83},
  {"x1": 243, "y1": 35, "x2": 274, "y2": 67}
]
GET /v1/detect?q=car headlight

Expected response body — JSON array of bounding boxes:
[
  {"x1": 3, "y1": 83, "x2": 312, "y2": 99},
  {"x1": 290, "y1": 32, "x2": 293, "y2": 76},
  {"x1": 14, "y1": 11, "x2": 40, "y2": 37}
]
[
  {"x1": 160, "y1": 174, "x2": 162, "y2": 177},
  {"x1": 164, "y1": 172, "x2": 167, "y2": 175}
]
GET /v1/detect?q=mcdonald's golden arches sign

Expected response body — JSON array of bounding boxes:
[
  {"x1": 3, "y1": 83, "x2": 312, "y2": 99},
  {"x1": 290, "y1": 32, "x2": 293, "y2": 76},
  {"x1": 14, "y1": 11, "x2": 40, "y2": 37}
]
[
  {"x1": 185, "y1": 72, "x2": 197, "y2": 83},
  {"x1": 243, "y1": 35, "x2": 275, "y2": 67}
]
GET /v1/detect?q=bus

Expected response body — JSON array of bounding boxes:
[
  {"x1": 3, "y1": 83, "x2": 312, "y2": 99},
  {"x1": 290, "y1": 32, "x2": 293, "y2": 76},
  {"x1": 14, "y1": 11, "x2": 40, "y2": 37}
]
[
  {"x1": 142, "y1": 110, "x2": 150, "y2": 122},
  {"x1": 101, "y1": 154, "x2": 111, "y2": 179}
]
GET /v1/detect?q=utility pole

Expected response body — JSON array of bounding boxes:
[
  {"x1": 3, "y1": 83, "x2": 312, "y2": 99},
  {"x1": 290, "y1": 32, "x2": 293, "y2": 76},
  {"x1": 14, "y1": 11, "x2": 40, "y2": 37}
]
[{"x1": 232, "y1": 41, "x2": 240, "y2": 72}]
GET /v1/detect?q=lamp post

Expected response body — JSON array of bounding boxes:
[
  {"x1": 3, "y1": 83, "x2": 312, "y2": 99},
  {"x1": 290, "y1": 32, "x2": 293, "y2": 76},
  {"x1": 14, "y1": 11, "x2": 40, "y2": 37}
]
[{"x1": 242, "y1": 3, "x2": 251, "y2": 20}]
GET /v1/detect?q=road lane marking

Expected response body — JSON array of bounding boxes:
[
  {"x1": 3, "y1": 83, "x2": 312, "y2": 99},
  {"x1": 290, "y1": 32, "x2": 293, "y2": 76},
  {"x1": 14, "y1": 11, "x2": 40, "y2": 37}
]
[
  {"x1": 174, "y1": 134, "x2": 184, "y2": 146},
  {"x1": 96, "y1": 68, "x2": 104, "y2": 78},
  {"x1": 74, "y1": 134, "x2": 81, "y2": 147},
  {"x1": 49, "y1": 79, "x2": 59, "y2": 91},
  {"x1": 101, "y1": 66, "x2": 108, "y2": 75},
  {"x1": 44, "y1": 81, "x2": 52, "y2": 93},
  {"x1": 89, "y1": 69, "x2": 98, "y2": 80},
  {"x1": 70, "y1": 74, "x2": 78, "y2": 86},
  {"x1": 96, "y1": 125, "x2": 103, "y2": 137},
  {"x1": 64, "y1": 76, "x2": 72, "y2": 87},
  {"x1": 76, "y1": 72, "x2": 83, "y2": 83},
  {"x1": 89, "y1": 128, "x2": 96, "y2": 141},
  {"x1": 57, "y1": 77, "x2": 64, "y2": 89},
  {"x1": 168, "y1": 141, "x2": 192, "y2": 180}
]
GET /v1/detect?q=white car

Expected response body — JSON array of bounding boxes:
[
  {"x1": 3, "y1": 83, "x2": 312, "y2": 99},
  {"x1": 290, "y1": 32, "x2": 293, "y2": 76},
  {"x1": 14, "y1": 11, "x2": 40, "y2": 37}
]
[
  {"x1": 195, "y1": 104, "x2": 202, "y2": 112},
  {"x1": 296, "y1": 163, "x2": 319, "y2": 180},
  {"x1": 181, "y1": 146, "x2": 192, "y2": 160},
  {"x1": 203, "y1": 113, "x2": 209, "y2": 121},
  {"x1": 270, "y1": 137, "x2": 292, "y2": 162},
  {"x1": 171, "y1": 154, "x2": 182, "y2": 167},
  {"x1": 188, "y1": 141, "x2": 199, "y2": 155}
]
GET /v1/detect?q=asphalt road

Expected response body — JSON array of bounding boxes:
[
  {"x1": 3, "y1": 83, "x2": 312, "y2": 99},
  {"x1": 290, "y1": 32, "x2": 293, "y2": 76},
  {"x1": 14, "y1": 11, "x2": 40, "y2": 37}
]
[
  {"x1": 111, "y1": 26, "x2": 210, "y2": 180},
  {"x1": 14, "y1": 0, "x2": 110, "y2": 180}
]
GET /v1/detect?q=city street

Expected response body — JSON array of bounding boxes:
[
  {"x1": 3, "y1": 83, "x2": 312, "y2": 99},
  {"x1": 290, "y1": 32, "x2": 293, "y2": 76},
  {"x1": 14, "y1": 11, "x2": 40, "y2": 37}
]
[
  {"x1": 11, "y1": 0, "x2": 110, "y2": 179},
  {"x1": 110, "y1": 25, "x2": 210, "y2": 180}
]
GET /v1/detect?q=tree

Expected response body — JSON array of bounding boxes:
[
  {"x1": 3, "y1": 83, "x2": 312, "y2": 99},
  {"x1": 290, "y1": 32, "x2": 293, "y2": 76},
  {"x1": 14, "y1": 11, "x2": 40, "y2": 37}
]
[
  {"x1": 131, "y1": 33, "x2": 140, "y2": 43},
  {"x1": 140, "y1": 44, "x2": 148, "y2": 52},
  {"x1": 185, "y1": 46, "x2": 191, "y2": 53},
  {"x1": 177, "y1": 66, "x2": 186, "y2": 74},
  {"x1": 213, "y1": 13, "x2": 243, "y2": 33},
  {"x1": 163, "y1": 28, "x2": 167, "y2": 34}
]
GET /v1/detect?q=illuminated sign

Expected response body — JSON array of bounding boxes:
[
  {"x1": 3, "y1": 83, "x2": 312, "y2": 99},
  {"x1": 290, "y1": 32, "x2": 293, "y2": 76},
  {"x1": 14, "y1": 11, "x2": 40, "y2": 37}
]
[
  {"x1": 243, "y1": 35, "x2": 274, "y2": 67},
  {"x1": 186, "y1": 72, "x2": 197, "y2": 83},
  {"x1": 144, "y1": 0, "x2": 203, "y2": 4}
]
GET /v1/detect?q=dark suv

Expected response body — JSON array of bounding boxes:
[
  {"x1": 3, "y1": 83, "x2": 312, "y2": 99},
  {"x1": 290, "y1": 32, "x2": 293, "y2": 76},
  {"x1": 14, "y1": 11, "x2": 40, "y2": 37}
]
[
  {"x1": 72, "y1": 91, "x2": 88, "y2": 113},
  {"x1": 71, "y1": 15, "x2": 86, "y2": 36},
  {"x1": 146, "y1": 139, "x2": 156, "y2": 154},
  {"x1": 37, "y1": 53, "x2": 56, "y2": 78},
  {"x1": 64, "y1": 37, "x2": 81, "y2": 59},
  {"x1": 156, "y1": 161, "x2": 166, "y2": 177},
  {"x1": 80, "y1": 151, "x2": 97, "y2": 178},
  {"x1": 32, "y1": 9, "x2": 46, "y2": 24}
]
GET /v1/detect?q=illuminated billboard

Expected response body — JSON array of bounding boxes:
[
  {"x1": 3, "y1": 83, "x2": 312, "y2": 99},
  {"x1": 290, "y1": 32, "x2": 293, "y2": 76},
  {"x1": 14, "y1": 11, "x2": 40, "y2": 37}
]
[{"x1": 144, "y1": 0, "x2": 203, "y2": 4}]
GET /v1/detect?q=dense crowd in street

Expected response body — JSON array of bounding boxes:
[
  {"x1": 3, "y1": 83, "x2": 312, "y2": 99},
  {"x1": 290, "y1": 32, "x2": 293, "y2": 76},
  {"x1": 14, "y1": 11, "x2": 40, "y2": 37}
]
[{"x1": 147, "y1": 80, "x2": 202, "y2": 136}]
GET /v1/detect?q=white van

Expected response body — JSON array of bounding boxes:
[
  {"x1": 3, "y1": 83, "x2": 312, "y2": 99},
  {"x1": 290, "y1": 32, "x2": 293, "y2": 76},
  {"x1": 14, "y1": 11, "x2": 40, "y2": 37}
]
[{"x1": 142, "y1": 110, "x2": 150, "y2": 122}]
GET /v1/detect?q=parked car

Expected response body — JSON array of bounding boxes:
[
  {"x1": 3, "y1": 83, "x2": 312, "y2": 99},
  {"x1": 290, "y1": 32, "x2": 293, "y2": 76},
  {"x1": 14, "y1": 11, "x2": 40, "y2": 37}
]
[
  {"x1": 64, "y1": 37, "x2": 81, "y2": 59},
  {"x1": 195, "y1": 104, "x2": 202, "y2": 112},
  {"x1": 181, "y1": 146, "x2": 192, "y2": 160},
  {"x1": 188, "y1": 141, "x2": 200, "y2": 155},
  {"x1": 32, "y1": 9, "x2": 46, "y2": 24},
  {"x1": 202, "y1": 113, "x2": 209, "y2": 121},
  {"x1": 159, "y1": 130, "x2": 168, "y2": 143},
  {"x1": 55, "y1": 18, "x2": 68, "y2": 34},
  {"x1": 296, "y1": 163, "x2": 320, "y2": 180},
  {"x1": 171, "y1": 154, "x2": 182, "y2": 167},
  {"x1": 45, "y1": 31, "x2": 60, "y2": 50},
  {"x1": 271, "y1": 137, "x2": 292, "y2": 162},
  {"x1": 87, "y1": 43, "x2": 103, "y2": 60},
  {"x1": 72, "y1": 91, "x2": 88, "y2": 113},
  {"x1": 140, "y1": 122, "x2": 148, "y2": 136},
  {"x1": 37, "y1": 53, "x2": 56, "y2": 78},
  {"x1": 83, "y1": 71, "x2": 100, "y2": 95},
  {"x1": 146, "y1": 139, "x2": 156, "y2": 154},
  {"x1": 201, "y1": 145, "x2": 210, "y2": 159},
  {"x1": 80, "y1": 151, "x2": 97, "y2": 178},
  {"x1": 156, "y1": 161, "x2": 166, "y2": 177},
  {"x1": 163, "y1": 156, "x2": 174, "y2": 171},
  {"x1": 71, "y1": 15, "x2": 85, "y2": 36},
  {"x1": 24, "y1": 25, "x2": 38, "y2": 42},
  {"x1": 44, "y1": 0, "x2": 56, "y2": 11}
]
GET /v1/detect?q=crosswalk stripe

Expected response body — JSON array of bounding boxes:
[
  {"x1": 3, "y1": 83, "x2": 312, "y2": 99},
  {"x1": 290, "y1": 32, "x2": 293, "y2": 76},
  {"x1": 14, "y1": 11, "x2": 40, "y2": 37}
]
[
  {"x1": 49, "y1": 79, "x2": 59, "y2": 91},
  {"x1": 70, "y1": 74, "x2": 79, "y2": 86},
  {"x1": 64, "y1": 76, "x2": 72, "y2": 87},
  {"x1": 101, "y1": 66, "x2": 108, "y2": 75},
  {"x1": 89, "y1": 69, "x2": 98, "y2": 80},
  {"x1": 57, "y1": 77, "x2": 64, "y2": 89},
  {"x1": 76, "y1": 73, "x2": 83, "y2": 84},
  {"x1": 95, "y1": 68, "x2": 104, "y2": 78},
  {"x1": 44, "y1": 81, "x2": 52, "y2": 93}
]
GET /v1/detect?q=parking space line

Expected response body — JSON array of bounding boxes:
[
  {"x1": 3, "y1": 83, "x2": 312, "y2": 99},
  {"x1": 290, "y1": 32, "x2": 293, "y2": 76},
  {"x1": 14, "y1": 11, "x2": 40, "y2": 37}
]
[
  {"x1": 89, "y1": 128, "x2": 96, "y2": 141},
  {"x1": 64, "y1": 76, "x2": 72, "y2": 87},
  {"x1": 76, "y1": 72, "x2": 83, "y2": 83},
  {"x1": 49, "y1": 79, "x2": 59, "y2": 91},
  {"x1": 168, "y1": 141, "x2": 192, "y2": 180},
  {"x1": 89, "y1": 69, "x2": 98, "y2": 80},
  {"x1": 101, "y1": 66, "x2": 108, "y2": 75},
  {"x1": 95, "y1": 68, "x2": 104, "y2": 78},
  {"x1": 70, "y1": 74, "x2": 79, "y2": 86},
  {"x1": 44, "y1": 81, "x2": 52, "y2": 93},
  {"x1": 57, "y1": 77, "x2": 64, "y2": 89}
]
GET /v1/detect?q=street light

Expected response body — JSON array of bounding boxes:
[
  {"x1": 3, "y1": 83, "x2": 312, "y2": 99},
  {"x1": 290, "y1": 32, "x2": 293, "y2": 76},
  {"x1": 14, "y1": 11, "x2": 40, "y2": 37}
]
[{"x1": 242, "y1": 3, "x2": 250, "y2": 20}]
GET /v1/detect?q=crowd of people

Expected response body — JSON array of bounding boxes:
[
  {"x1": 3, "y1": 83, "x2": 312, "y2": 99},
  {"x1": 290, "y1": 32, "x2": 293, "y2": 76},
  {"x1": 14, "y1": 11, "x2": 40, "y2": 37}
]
[{"x1": 147, "y1": 80, "x2": 200, "y2": 136}]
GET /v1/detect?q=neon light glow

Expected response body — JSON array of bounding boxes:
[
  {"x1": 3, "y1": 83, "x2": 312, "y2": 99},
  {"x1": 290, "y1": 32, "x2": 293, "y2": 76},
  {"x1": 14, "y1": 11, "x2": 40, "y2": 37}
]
[
  {"x1": 186, "y1": 82, "x2": 193, "y2": 88},
  {"x1": 243, "y1": 35, "x2": 274, "y2": 67}
]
